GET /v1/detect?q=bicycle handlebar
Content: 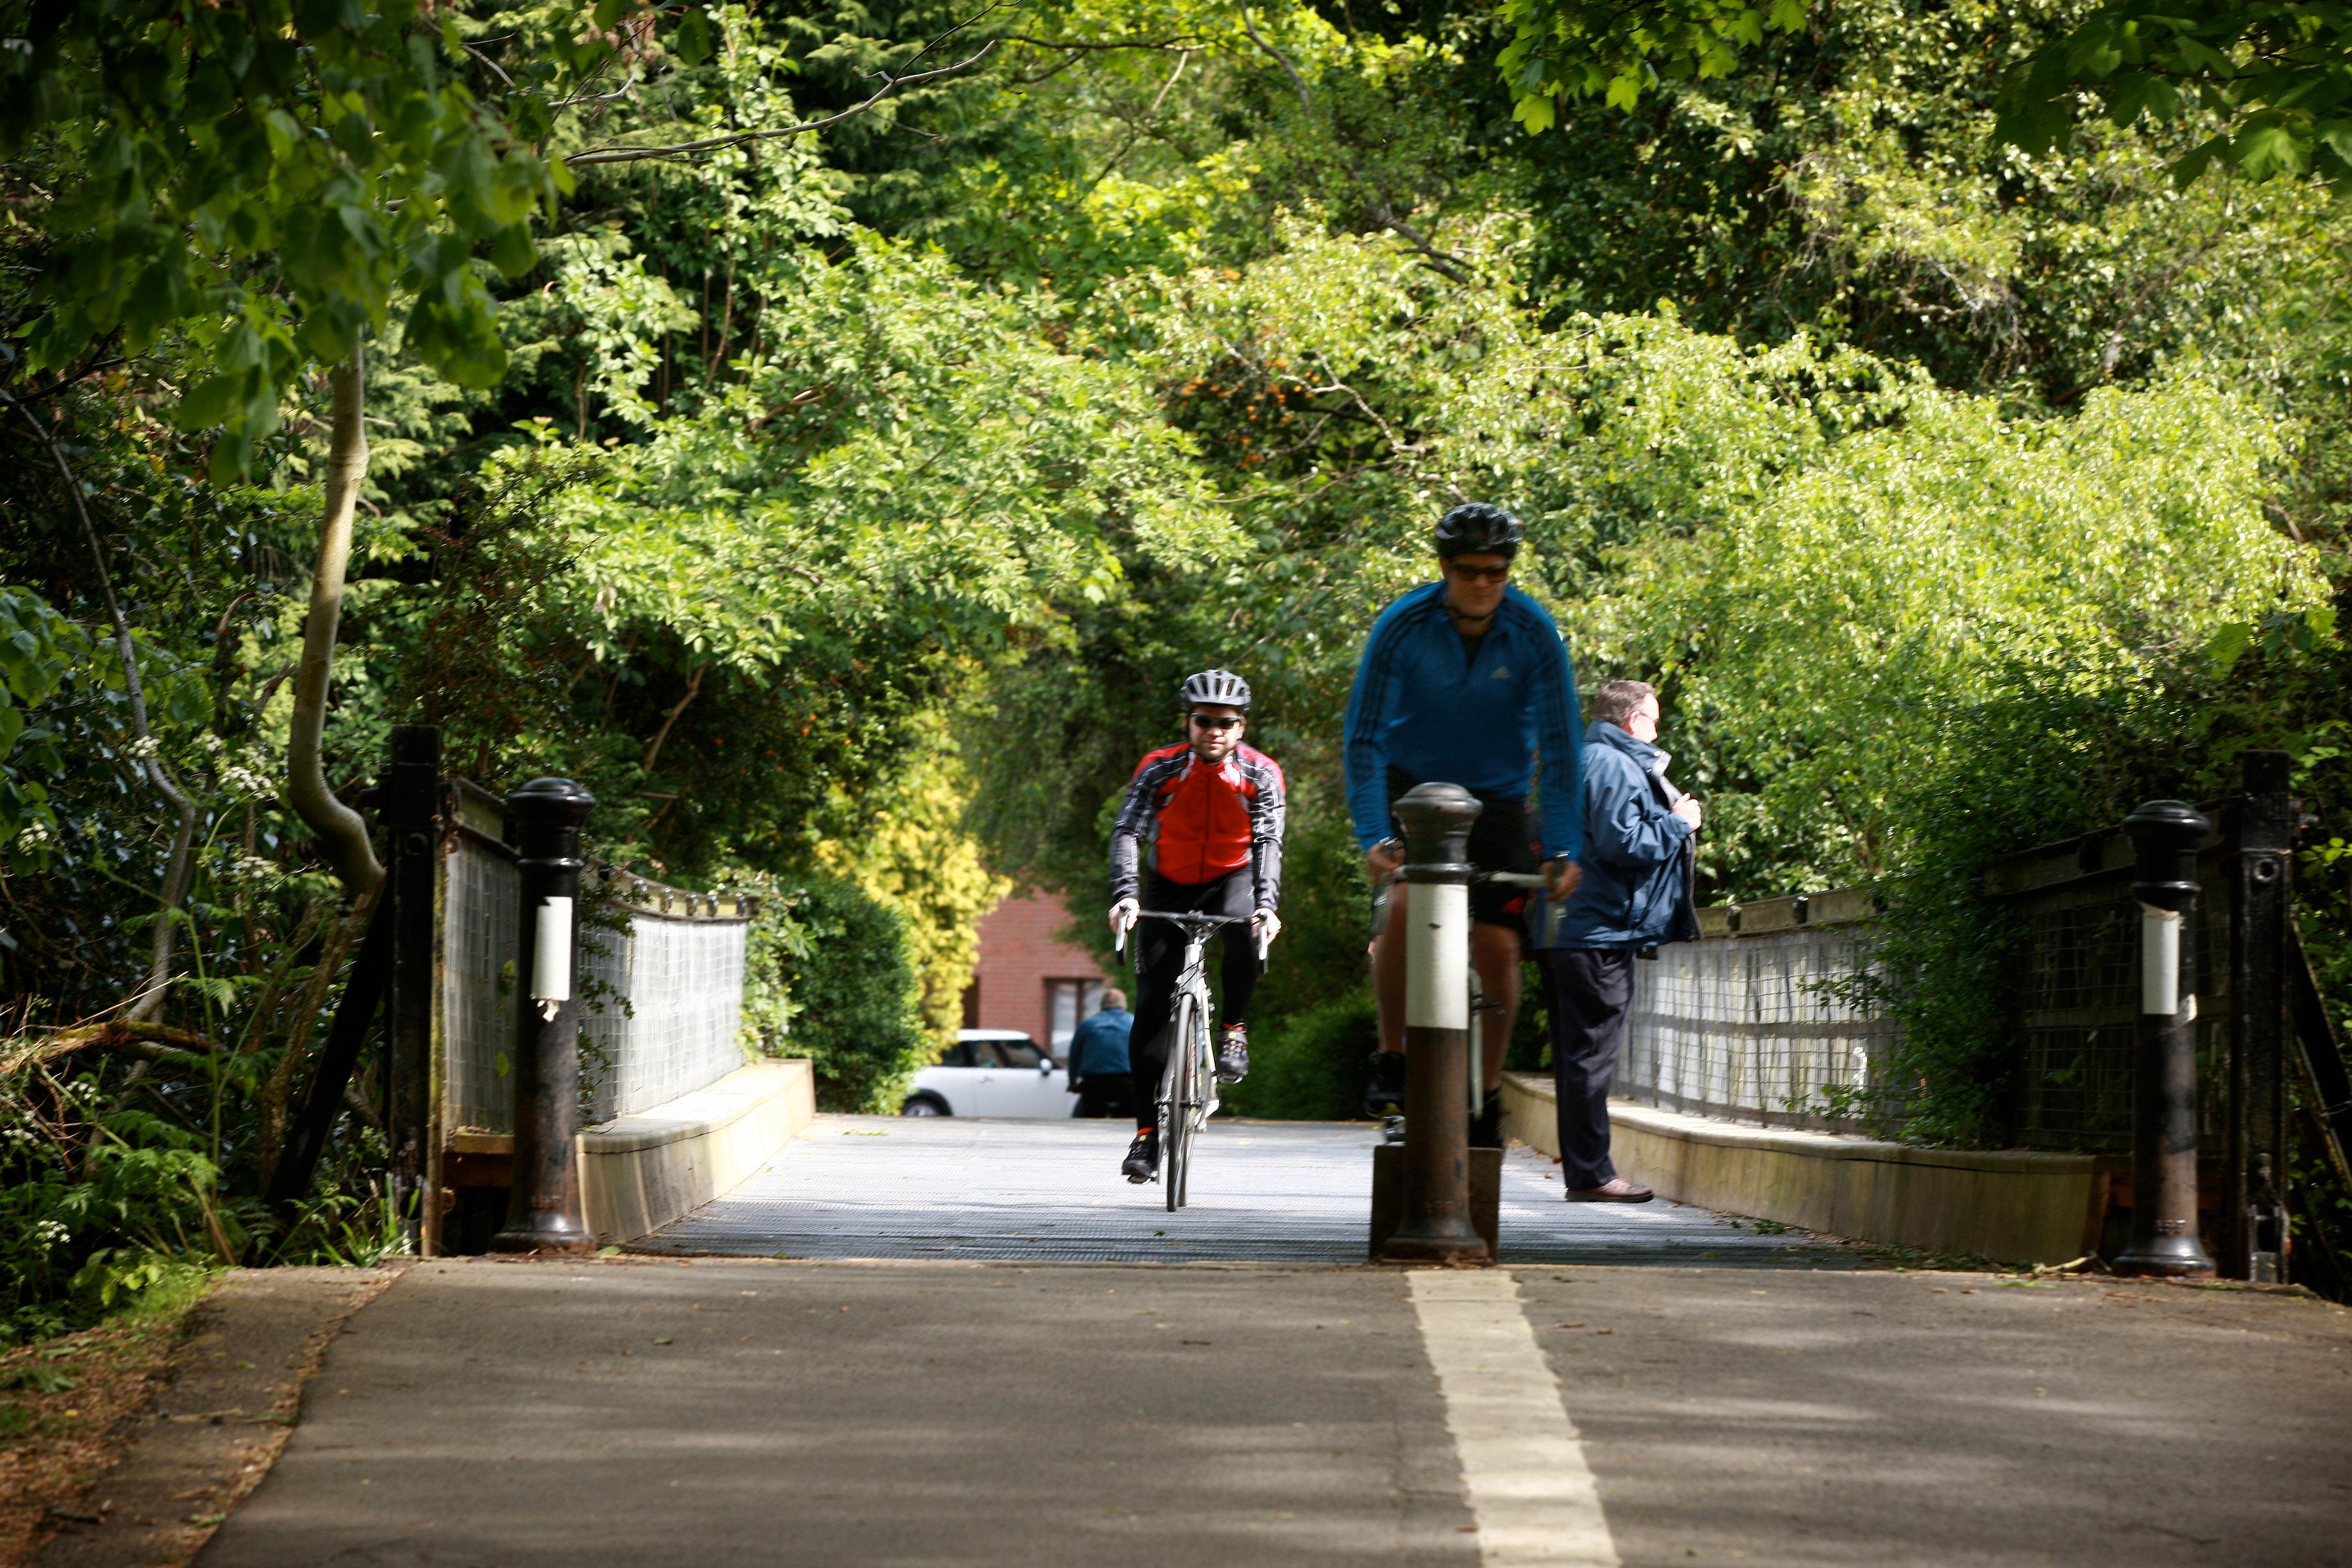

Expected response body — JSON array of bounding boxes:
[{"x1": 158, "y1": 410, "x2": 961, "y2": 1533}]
[{"x1": 1115, "y1": 908, "x2": 1262, "y2": 958}]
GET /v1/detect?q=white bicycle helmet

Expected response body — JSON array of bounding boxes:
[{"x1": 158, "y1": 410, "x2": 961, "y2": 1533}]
[{"x1": 1179, "y1": 668, "x2": 1252, "y2": 710}]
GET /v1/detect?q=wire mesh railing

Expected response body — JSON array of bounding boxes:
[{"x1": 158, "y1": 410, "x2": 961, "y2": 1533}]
[
  {"x1": 434, "y1": 778, "x2": 753, "y2": 1137},
  {"x1": 1617, "y1": 891, "x2": 1895, "y2": 1134}
]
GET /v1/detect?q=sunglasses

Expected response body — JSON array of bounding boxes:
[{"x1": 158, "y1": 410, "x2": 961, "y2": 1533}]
[
  {"x1": 1189, "y1": 713, "x2": 1243, "y2": 731},
  {"x1": 1446, "y1": 562, "x2": 1511, "y2": 585}
]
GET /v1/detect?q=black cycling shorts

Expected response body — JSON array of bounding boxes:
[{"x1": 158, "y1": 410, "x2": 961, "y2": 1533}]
[{"x1": 1383, "y1": 769, "x2": 1545, "y2": 930}]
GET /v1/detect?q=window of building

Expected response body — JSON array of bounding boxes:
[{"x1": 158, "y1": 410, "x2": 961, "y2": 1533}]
[{"x1": 1045, "y1": 979, "x2": 1106, "y2": 1060}]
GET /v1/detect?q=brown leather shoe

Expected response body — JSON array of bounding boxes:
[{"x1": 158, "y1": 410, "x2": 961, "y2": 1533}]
[{"x1": 1565, "y1": 1177, "x2": 1654, "y2": 1203}]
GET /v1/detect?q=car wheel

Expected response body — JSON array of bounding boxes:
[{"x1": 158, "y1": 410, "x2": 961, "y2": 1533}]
[{"x1": 900, "y1": 1094, "x2": 950, "y2": 1117}]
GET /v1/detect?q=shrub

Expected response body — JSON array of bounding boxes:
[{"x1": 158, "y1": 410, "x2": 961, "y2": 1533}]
[
  {"x1": 772, "y1": 875, "x2": 930, "y2": 1113},
  {"x1": 1223, "y1": 995, "x2": 1380, "y2": 1122}
]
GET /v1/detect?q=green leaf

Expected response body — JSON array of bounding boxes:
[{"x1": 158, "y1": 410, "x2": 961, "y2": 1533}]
[
  {"x1": 673, "y1": 6, "x2": 715, "y2": 67},
  {"x1": 176, "y1": 373, "x2": 242, "y2": 431},
  {"x1": 2204, "y1": 621, "x2": 2253, "y2": 672},
  {"x1": 490, "y1": 222, "x2": 538, "y2": 281}
]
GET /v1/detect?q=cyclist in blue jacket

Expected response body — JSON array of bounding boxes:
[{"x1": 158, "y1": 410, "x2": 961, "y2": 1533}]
[{"x1": 1344, "y1": 503, "x2": 1585, "y2": 1145}]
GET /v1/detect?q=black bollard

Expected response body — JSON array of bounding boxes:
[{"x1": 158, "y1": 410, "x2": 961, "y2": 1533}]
[
  {"x1": 2113, "y1": 800, "x2": 2215, "y2": 1279},
  {"x1": 1378, "y1": 783, "x2": 1492, "y2": 1265},
  {"x1": 489, "y1": 777, "x2": 598, "y2": 1257}
]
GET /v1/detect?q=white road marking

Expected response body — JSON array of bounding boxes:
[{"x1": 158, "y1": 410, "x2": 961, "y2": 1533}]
[{"x1": 1411, "y1": 1269, "x2": 1621, "y2": 1567}]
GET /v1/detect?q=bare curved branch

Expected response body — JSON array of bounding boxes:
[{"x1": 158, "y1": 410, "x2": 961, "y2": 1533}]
[
  {"x1": 1239, "y1": 5, "x2": 1311, "y2": 107},
  {"x1": 567, "y1": 4, "x2": 1008, "y2": 167},
  {"x1": 1002, "y1": 34, "x2": 1209, "y2": 51}
]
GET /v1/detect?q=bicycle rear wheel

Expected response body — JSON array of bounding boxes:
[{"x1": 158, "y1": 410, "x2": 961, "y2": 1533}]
[
  {"x1": 1164, "y1": 993, "x2": 1199, "y2": 1212},
  {"x1": 1467, "y1": 968, "x2": 1485, "y2": 1118}
]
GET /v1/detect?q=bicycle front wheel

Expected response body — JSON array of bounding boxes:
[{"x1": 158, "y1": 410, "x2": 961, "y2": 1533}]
[{"x1": 1166, "y1": 992, "x2": 1200, "y2": 1212}]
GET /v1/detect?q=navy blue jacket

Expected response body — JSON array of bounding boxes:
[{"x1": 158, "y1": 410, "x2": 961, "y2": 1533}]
[
  {"x1": 1343, "y1": 583, "x2": 1584, "y2": 860},
  {"x1": 1067, "y1": 1008, "x2": 1133, "y2": 1079},
  {"x1": 1540, "y1": 721, "x2": 1699, "y2": 949}
]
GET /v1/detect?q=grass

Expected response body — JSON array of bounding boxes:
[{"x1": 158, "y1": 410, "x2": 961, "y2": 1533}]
[{"x1": 0, "y1": 1264, "x2": 215, "y2": 1563}]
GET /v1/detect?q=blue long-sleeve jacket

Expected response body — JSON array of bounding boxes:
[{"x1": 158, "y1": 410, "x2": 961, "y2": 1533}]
[
  {"x1": 1541, "y1": 721, "x2": 1700, "y2": 949},
  {"x1": 1343, "y1": 582, "x2": 1585, "y2": 860}
]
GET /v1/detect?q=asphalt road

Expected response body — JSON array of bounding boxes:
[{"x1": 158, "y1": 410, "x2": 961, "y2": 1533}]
[{"x1": 196, "y1": 1256, "x2": 2351, "y2": 1567}]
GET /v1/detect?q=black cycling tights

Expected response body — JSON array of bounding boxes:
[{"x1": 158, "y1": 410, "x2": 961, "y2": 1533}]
[{"x1": 1127, "y1": 868, "x2": 1260, "y2": 1130}]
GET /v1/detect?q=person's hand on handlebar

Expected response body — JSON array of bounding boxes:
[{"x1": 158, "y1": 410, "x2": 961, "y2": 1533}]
[
  {"x1": 1108, "y1": 898, "x2": 1139, "y2": 939},
  {"x1": 1365, "y1": 837, "x2": 1405, "y2": 883},
  {"x1": 1543, "y1": 857, "x2": 1583, "y2": 900},
  {"x1": 1251, "y1": 907, "x2": 1281, "y2": 948}
]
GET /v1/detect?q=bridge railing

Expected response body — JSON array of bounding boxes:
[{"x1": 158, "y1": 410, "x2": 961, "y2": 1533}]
[
  {"x1": 438, "y1": 777, "x2": 753, "y2": 1137},
  {"x1": 1617, "y1": 889, "x2": 1894, "y2": 1134}
]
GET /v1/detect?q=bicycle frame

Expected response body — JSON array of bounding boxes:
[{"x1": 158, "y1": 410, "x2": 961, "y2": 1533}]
[
  {"x1": 1119, "y1": 909, "x2": 1252, "y2": 1210},
  {"x1": 1377, "y1": 868, "x2": 1552, "y2": 1143}
]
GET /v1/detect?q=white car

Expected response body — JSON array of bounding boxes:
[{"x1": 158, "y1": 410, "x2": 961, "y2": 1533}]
[{"x1": 900, "y1": 1029, "x2": 1071, "y2": 1118}]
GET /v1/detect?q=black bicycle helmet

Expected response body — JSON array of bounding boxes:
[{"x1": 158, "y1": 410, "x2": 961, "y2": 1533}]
[
  {"x1": 1179, "y1": 668, "x2": 1252, "y2": 710},
  {"x1": 1433, "y1": 502, "x2": 1524, "y2": 560}
]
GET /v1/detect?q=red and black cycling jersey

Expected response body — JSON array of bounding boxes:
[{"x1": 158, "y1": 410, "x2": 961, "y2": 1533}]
[{"x1": 1109, "y1": 742, "x2": 1286, "y2": 910}]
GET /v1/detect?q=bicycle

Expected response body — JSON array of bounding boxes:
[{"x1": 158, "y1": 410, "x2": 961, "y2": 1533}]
[
  {"x1": 1116, "y1": 909, "x2": 1264, "y2": 1211},
  {"x1": 1371, "y1": 868, "x2": 1558, "y2": 1144}
]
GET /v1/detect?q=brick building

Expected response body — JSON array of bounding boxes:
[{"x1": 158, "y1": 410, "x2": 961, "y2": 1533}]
[{"x1": 963, "y1": 891, "x2": 1119, "y2": 1060}]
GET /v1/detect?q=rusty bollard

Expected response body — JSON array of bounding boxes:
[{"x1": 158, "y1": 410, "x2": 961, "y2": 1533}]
[{"x1": 1377, "y1": 783, "x2": 1492, "y2": 1265}]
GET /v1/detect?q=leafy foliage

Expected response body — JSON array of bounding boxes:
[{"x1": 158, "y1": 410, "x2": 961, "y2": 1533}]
[
  {"x1": 1499, "y1": 0, "x2": 1809, "y2": 125},
  {"x1": 769, "y1": 875, "x2": 928, "y2": 1113},
  {"x1": 1995, "y1": 1, "x2": 2352, "y2": 186},
  {"x1": 1, "y1": 0, "x2": 572, "y2": 472},
  {"x1": 6, "y1": 0, "x2": 2352, "y2": 1322}
]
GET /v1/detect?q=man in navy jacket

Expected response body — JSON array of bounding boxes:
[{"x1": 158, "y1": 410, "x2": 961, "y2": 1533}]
[
  {"x1": 1066, "y1": 988, "x2": 1135, "y2": 1120},
  {"x1": 1536, "y1": 679, "x2": 1701, "y2": 1200}
]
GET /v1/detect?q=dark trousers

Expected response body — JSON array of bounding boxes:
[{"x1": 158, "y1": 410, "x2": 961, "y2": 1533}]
[
  {"x1": 1130, "y1": 868, "x2": 1258, "y2": 1128},
  {"x1": 1538, "y1": 948, "x2": 1634, "y2": 1188},
  {"x1": 1072, "y1": 1077, "x2": 1135, "y2": 1120}
]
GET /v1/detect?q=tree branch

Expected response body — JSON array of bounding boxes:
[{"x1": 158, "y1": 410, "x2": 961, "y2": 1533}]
[
  {"x1": 1371, "y1": 203, "x2": 1472, "y2": 285},
  {"x1": 1081, "y1": 48, "x2": 1196, "y2": 198},
  {"x1": 1238, "y1": 5, "x2": 1311, "y2": 107},
  {"x1": 566, "y1": 5, "x2": 1008, "y2": 167},
  {"x1": 286, "y1": 348, "x2": 385, "y2": 899},
  {"x1": 641, "y1": 662, "x2": 706, "y2": 773},
  {"x1": 1002, "y1": 33, "x2": 1208, "y2": 51},
  {"x1": 1, "y1": 383, "x2": 201, "y2": 1026}
]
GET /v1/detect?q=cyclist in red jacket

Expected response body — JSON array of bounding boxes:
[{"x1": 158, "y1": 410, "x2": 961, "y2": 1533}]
[{"x1": 1107, "y1": 669, "x2": 1286, "y2": 1183}]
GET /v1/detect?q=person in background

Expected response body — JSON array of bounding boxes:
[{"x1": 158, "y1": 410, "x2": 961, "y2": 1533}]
[
  {"x1": 1535, "y1": 679, "x2": 1701, "y2": 1201},
  {"x1": 1066, "y1": 988, "x2": 1135, "y2": 1120}
]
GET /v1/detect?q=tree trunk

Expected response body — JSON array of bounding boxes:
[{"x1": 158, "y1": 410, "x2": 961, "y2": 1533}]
[{"x1": 286, "y1": 347, "x2": 385, "y2": 898}]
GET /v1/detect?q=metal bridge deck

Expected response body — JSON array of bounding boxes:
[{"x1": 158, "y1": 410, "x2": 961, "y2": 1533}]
[{"x1": 634, "y1": 1115, "x2": 1863, "y2": 1266}]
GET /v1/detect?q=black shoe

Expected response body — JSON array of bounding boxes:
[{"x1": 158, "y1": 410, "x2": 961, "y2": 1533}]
[
  {"x1": 1364, "y1": 1051, "x2": 1407, "y2": 1118},
  {"x1": 1470, "y1": 1087, "x2": 1502, "y2": 1149},
  {"x1": 1122, "y1": 1130, "x2": 1160, "y2": 1183},
  {"x1": 1216, "y1": 1024, "x2": 1250, "y2": 1083}
]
